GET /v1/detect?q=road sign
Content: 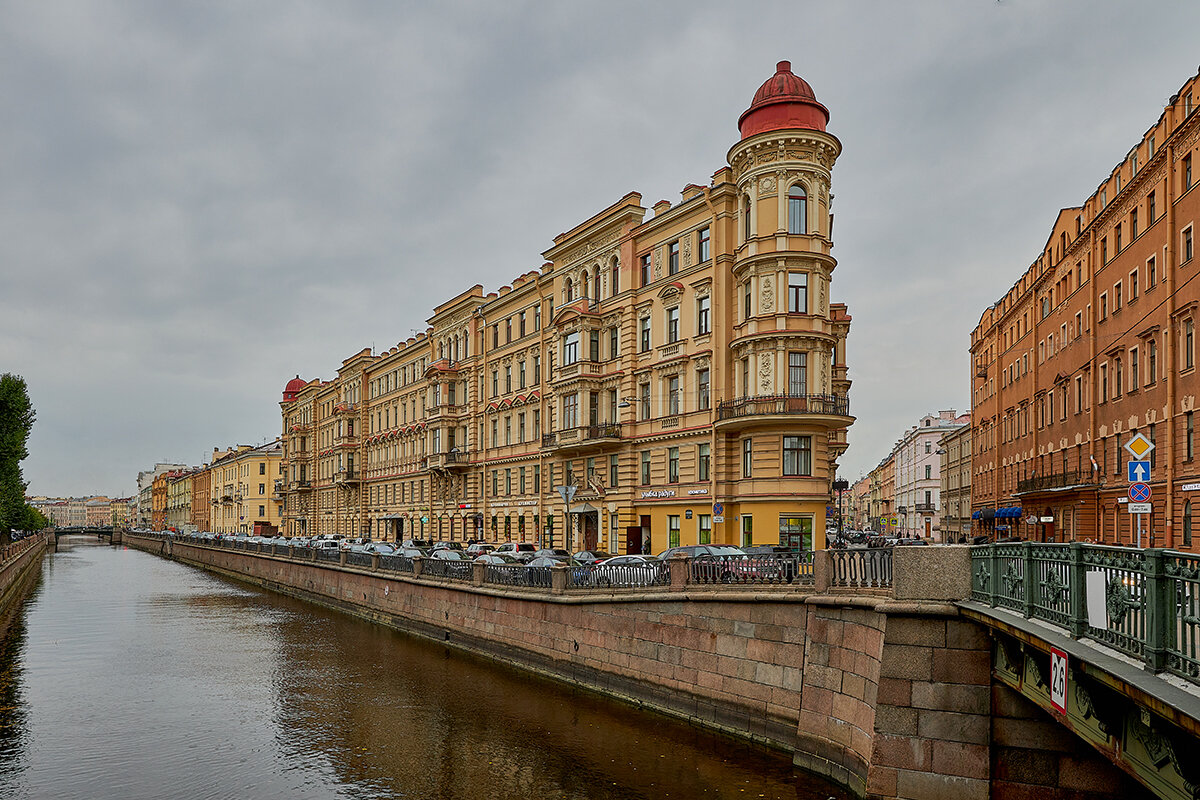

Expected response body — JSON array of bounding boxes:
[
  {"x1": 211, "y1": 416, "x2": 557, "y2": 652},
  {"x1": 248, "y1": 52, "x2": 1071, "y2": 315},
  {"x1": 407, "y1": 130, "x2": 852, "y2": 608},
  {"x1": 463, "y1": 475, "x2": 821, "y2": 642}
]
[
  {"x1": 1124, "y1": 432, "x2": 1155, "y2": 460},
  {"x1": 1128, "y1": 502, "x2": 1152, "y2": 514},
  {"x1": 1129, "y1": 483, "x2": 1152, "y2": 503},
  {"x1": 1127, "y1": 460, "x2": 1151, "y2": 483},
  {"x1": 713, "y1": 502, "x2": 724, "y2": 515},
  {"x1": 1050, "y1": 647, "x2": 1068, "y2": 715},
  {"x1": 555, "y1": 485, "x2": 577, "y2": 504},
  {"x1": 713, "y1": 515, "x2": 725, "y2": 523}
]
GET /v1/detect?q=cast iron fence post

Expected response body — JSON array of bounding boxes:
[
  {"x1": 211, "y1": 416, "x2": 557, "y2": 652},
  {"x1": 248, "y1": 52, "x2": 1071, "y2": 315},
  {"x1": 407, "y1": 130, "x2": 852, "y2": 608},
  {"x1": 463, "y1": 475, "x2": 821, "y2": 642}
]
[
  {"x1": 989, "y1": 543, "x2": 1001, "y2": 608},
  {"x1": 1069, "y1": 541, "x2": 1087, "y2": 639},
  {"x1": 1144, "y1": 548, "x2": 1167, "y2": 672},
  {"x1": 1022, "y1": 541, "x2": 1035, "y2": 618}
]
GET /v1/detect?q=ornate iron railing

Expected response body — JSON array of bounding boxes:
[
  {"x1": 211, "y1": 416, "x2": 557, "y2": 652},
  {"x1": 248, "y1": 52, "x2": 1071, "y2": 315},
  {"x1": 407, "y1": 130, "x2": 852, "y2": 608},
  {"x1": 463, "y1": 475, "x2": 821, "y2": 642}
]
[
  {"x1": 716, "y1": 393, "x2": 849, "y2": 421},
  {"x1": 688, "y1": 553, "x2": 815, "y2": 585},
  {"x1": 1015, "y1": 469, "x2": 1097, "y2": 494},
  {"x1": 970, "y1": 542, "x2": 1200, "y2": 682}
]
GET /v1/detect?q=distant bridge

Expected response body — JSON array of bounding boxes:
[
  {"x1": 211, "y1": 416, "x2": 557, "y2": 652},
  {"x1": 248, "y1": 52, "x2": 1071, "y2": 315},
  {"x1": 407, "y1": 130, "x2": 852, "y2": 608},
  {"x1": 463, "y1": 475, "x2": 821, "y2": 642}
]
[{"x1": 53, "y1": 526, "x2": 121, "y2": 542}]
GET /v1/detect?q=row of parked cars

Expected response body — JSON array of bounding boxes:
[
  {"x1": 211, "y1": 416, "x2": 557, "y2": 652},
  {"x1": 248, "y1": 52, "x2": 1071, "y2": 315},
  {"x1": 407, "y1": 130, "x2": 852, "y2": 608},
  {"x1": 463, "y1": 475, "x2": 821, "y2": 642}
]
[{"x1": 165, "y1": 531, "x2": 807, "y2": 586}]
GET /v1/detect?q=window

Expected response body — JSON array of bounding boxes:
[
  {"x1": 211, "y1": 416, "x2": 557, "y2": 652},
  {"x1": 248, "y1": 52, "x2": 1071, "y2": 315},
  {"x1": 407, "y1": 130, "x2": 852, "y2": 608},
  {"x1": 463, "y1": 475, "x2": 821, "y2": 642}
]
[
  {"x1": 562, "y1": 332, "x2": 580, "y2": 365},
  {"x1": 639, "y1": 317, "x2": 650, "y2": 352},
  {"x1": 668, "y1": 448, "x2": 679, "y2": 483},
  {"x1": 788, "y1": 352, "x2": 808, "y2": 396},
  {"x1": 698, "y1": 226, "x2": 710, "y2": 262},
  {"x1": 1149, "y1": 256, "x2": 1157, "y2": 288},
  {"x1": 1114, "y1": 357, "x2": 1123, "y2": 396},
  {"x1": 697, "y1": 296, "x2": 711, "y2": 335},
  {"x1": 609, "y1": 454, "x2": 619, "y2": 488},
  {"x1": 639, "y1": 383, "x2": 650, "y2": 420},
  {"x1": 743, "y1": 282, "x2": 752, "y2": 320},
  {"x1": 1101, "y1": 237, "x2": 1108, "y2": 264},
  {"x1": 258, "y1": 505, "x2": 265, "y2": 517},
  {"x1": 1114, "y1": 281, "x2": 1123, "y2": 311},
  {"x1": 505, "y1": 318, "x2": 512, "y2": 343},
  {"x1": 1187, "y1": 319, "x2": 1195, "y2": 370},
  {"x1": 1186, "y1": 154, "x2": 1194, "y2": 191},
  {"x1": 640, "y1": 451, "x2": 651, "y2": 485},
  {"x1": 924, "y1": 464, "x2": 932, "y2": 480},
  {"x1": 1185, "y1": 226, "x2": 1194, "y2": 263},
  {"x1": 788, "y1": 184, "x2": 807, "y2": 234},
  {"x1": 1148, "y1": 341, "x2": 1157, "y2": 386},
  {"x1": 1130, "y1": 270, "x2": 1139, "y2": 300},
  {"x1": 259, "y1": 463, "x2": 266, "y2": 475},
  {"x1": 519, "y1": 361, "x2": 526, "y2": 389},
  {"x1": 783, "y1": 436, "x2": 812, "y2": 476},
  {"x1": 788, "y1": 272, "x2": 808, "y2": 313},
  {"x1": 562, "y1": 393, "x2": 579, "y2": 428},
  {"x1": 565, "y1": 278, "x2": 574, "y2": 303},
  {"x1": 505, "y1": 365, "x2": 512, "y2": 393},
  {"x1": 534, "y1": 355, "x2": 541, "y2": 384},
  {"x1": 741, "y1": 515, "x2": 753, "y2": 548},
  {"x1": 611, "y1": 257, "x2": 620, "y2": 296},
  {"x1": 1186, "y1": 500, "x2": 1194, "y2": 547},
  {"x1": 534, "y1": 304, "x2": 541, "y2": 331},
  {"x1": 491, "y1": 370, "x2": 499, "y2": 397},
  {"x1": 1149, "y1": 189, "x2": 1157, "y2": 223},
  {"x1": 698, "y1": 514, "x2": 711, "y2": 545},
  {"x1": 1115, "y1": 223, "x2": 1122, "y2": 253},
  {"x1": 608, "y1": 326, "x2": 619, "y2": 360},
  {"x1": 666, "y1": 307, "x2": 680, "y2": 343},
  {"x1": 1100, "y1": 293, "x2": 1108, "y2": 321},
  {"x1": 639, "y1": 253, "x2": 651, "y2": 286},
  {"x1": 1131, "y1": 208, "x2": 1138, "y2": 239},
  {"x1": 698, "y1": 443, "x2": 710, "y2": 481},
  {"x1": 1188, "y1": 411, "x2": 1195, "y2": 461},
  {"x1": 668, "y1": 515, "x2": 681, "y2": 548},
  {"x1": 1130, "y1": 347, "x2": 1139, "y2": 390},
  {"x1": 742, "y1": 438, "x2": 752, "y2": 478},
  {"x1": 1075, "y1": 375, "x2": 1083, "y2": 412},
  {"x1": 742, "y1": 195, "x2": 751, "y2": 241},
  {"x1": 697, "y1": 368, "x2": 710, "y2": 410},
  {"x1": 590, "y1": 329, "x2": 600, "y2": 361},
  {"x1": 668, "y1": 241, "x2": 680, "y2": 275}
]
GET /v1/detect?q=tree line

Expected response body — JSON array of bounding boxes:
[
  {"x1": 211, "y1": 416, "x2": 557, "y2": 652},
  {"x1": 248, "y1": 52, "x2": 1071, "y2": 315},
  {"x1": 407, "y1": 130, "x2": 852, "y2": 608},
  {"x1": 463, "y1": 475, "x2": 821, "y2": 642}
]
[{"x1": 0, "y1": 373, "x2": 48, "y2": 541}]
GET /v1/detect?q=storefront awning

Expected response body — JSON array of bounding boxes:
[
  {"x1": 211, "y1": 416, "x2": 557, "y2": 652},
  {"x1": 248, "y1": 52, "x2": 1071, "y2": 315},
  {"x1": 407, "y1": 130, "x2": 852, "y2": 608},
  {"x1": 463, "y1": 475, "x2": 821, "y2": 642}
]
[{"x1": 568, "y1": 503, "x2": 599, "y2": 514}]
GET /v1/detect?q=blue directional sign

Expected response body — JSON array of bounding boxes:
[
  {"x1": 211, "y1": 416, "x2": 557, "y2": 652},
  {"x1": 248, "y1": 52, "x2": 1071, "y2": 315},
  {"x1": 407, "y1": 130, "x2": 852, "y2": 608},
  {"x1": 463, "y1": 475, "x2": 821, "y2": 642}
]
[
  {"x1": 1129, "y1": 482, "x2": 1152, "y2": 503},
  {"x1": 1128, "y1": 460, "x2": 1151, "y2": 483}
]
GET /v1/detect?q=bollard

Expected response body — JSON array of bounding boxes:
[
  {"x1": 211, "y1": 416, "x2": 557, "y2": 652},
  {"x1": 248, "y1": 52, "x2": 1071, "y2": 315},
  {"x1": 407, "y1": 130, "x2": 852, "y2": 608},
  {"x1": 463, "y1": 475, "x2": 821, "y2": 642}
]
[
  {"x1": 669, "y1": 552, "x2": 690, "y2": 591},
  {"x1": 472, "y1": 561, "x2": 485, "y2": 587},
  {"x1": 412, "y1": 556, "x2": 425, "y2": 578},
  {"x1": 550, "y1": 562, "x2": 568, "y2": 595}
]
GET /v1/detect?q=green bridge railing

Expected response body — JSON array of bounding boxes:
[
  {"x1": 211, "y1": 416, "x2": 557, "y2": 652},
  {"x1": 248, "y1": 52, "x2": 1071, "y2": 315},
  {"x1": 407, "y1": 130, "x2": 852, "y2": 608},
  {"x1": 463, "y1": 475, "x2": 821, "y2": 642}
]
[{"x1": 970, "y1": 542, "x2": 1200, "y2": 683}]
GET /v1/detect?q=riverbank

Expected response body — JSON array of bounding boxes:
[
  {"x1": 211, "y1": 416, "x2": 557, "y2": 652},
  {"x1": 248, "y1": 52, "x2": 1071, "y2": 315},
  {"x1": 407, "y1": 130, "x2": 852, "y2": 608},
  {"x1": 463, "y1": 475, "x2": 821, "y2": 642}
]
[{"x1": 0, "y1": 533, "x2": 49, "y2": 640}]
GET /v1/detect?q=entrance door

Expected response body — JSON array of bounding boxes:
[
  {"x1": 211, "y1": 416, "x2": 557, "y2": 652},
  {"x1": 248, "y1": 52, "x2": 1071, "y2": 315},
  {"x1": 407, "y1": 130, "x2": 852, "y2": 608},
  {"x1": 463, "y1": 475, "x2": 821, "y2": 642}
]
[
  {"x1": 582, "y1": 511, "x2": 599, "y2": 551},
  {"x1": 924, "y1": 518, "x2": 932, "y2": 538},
  {"x1": 641, "y1": 515, "x2": 652, "y2": 554},
  {"x1": 625, "y1": 527, "x2": 640, "y2": 555}
]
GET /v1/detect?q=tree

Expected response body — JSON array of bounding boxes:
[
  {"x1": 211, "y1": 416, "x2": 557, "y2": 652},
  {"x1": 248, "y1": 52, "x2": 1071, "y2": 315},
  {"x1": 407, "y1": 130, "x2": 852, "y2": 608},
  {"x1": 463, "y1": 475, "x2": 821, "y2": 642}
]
[{"x1": 0, "y1": 373, "x2": 35, "y2": 541}]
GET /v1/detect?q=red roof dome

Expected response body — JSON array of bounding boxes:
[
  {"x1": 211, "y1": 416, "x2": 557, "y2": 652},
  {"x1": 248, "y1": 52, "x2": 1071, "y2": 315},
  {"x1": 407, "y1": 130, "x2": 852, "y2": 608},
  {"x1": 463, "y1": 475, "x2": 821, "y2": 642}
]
[
  {"x1": 282, "y1": 375, "x2": 306, "y2": 403},
  {"x1": 738, "y1": 61, "x2": 829, "y2": 139}
]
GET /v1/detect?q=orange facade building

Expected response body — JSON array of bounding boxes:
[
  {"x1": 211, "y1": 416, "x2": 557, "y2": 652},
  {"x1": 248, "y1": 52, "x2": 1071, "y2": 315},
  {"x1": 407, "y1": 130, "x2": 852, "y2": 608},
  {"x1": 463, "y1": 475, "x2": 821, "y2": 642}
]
[
  {"x1": 971, "y1": 69, "x2": 1200, "y2": 547},
  {"x1": 279, "y1": 62, "x2": 855, "y2": 554}
]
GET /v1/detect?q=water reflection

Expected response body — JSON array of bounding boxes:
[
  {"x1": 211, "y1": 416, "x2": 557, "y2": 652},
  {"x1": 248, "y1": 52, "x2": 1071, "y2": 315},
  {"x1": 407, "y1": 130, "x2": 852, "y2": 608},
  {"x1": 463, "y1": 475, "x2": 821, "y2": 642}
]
[{"x1": 0, "y1": 537, "x2": 845, "y2": 799}]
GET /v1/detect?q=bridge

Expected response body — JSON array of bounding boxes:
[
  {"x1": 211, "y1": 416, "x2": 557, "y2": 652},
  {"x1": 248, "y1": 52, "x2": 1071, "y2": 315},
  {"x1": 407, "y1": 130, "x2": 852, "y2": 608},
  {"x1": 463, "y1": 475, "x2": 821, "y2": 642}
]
[
  {"x1": 124, "y1": 531, "x2": 1196, "y2": 800},
  {"x1": 52, "y1": 526, "x2": 122, "y2": 543}
]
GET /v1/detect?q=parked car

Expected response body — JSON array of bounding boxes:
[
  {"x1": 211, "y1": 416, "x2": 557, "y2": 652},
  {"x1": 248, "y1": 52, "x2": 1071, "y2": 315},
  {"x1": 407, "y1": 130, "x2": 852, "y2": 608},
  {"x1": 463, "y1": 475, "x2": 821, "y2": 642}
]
[
  {"x1": 894, "y1": 537, "x2": 929, "y2": 546},
  {"x1": 363, "y1": 542, "x2": 397, "y2": 555},
  {"x1": 465, "y1": 542, "x2": 494, "y2": 558},
  {"x1": 474, "y1": 553, "x2": 522, "y2": 565},
  {"x1": 532, "y1": 548, "x2": 571, "y2": 560},
  {"x1": 493, "y1": 542, "x2": 538, "y2": 562},
  {"x1": 432, "y1": 541, "x2": 464, "y2": 552},
  {"x1": 573, "y1": 550, "x2": 612, "y2": 564},
  {"x1": 401, "y1": 539, "x2": 432, "y2": 549}
]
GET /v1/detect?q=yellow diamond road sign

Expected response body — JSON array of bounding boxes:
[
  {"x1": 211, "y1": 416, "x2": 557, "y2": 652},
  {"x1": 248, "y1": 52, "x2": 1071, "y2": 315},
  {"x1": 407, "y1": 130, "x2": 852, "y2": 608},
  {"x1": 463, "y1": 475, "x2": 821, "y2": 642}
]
[{"x1": 1124, "y1": 432, "x2": 1156, "y2": 460}]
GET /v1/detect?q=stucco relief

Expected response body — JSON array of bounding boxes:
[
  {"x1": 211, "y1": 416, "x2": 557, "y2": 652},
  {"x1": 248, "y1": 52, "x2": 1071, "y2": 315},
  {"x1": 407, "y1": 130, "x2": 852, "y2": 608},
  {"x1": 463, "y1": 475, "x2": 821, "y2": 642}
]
[
  {"x1": 1146, "y1": 408, "x2": 1158, "y2": 424},
  {"x1": 821, "y1": 353, "x2": 829, "y2": 392},
  {"x1": 694, "y1": 282, "x2": 711, "y2": 299},
  {"x1": 818, "y1": 279, "x2": 826, "y2": 315},
  {"x1": 759, "y1": 176, "x2": 777, "y2": 195},
  {"x1": 761, "y1": 276, "x2": 774, "y2": 311},
  {"x1": 682, "y1": 235, "x2": 693, "y2": 268},
  {"x1": 562, "y1": 231, "x2": 619, "y2": 266},
  {"x1": 759, "y1": 356, "x2": 773, "y2": 393},
  {"x1": 653, "y1": 248, "x2": 662, "y2": 280},
  {"x1": 1128, "y1": 415, "x2": 1139, "y2": 430},
  {"x1": 1183, "y1": 396, "x2": 1195, "y2": 413}
]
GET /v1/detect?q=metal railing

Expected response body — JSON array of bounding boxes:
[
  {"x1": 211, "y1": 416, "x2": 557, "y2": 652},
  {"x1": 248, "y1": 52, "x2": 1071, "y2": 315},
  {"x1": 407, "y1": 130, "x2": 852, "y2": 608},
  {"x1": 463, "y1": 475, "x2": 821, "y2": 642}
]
[
  {"x1": 422, "y1": 558, "x2": 471, "y2": 581},
  {"x1": 571, "y1": 562, "x2": 667, "y2": 589},
  {"x1": 969, "y1": 542, "x2": 1200, "y2": 682},
  {"x1": 345, "y1": 551, "x2": 373, "y2": 568},
  {"x1": 689, "y1": 553, "x2": 815, "y2": 585},
  {"x1": 484, "y1": 564, "x2": 529, "y2": 586},
  {"x1": 1015, "y1": 469, "x2": 1097, "y2": 493},
  {"x1": 716, "y1": 393, "x2": 850, "y2": 421},
  {"x1": 378, "y1": 554, "x2": 414, "y2": 573},
  {"x1": 830, "y1": 548, "x2": 893, "y2": 589}
]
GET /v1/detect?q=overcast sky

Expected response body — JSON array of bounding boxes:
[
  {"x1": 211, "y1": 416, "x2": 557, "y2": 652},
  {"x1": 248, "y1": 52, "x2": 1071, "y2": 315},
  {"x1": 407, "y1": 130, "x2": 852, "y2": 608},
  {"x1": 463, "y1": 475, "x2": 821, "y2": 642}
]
[{"x1": 4, "y1": 1, "x2": 1200, "y2": 498}]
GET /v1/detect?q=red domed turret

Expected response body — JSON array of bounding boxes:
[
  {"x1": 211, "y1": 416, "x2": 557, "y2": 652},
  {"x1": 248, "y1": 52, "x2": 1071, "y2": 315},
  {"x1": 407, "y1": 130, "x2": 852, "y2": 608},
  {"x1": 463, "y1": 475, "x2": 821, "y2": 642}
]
[
  {"x1": 738, "y1": 61, "x2": 829, "y2": 139},
  {"x1": 282, "y1": 375, "x2": 306, "y2": 404}
]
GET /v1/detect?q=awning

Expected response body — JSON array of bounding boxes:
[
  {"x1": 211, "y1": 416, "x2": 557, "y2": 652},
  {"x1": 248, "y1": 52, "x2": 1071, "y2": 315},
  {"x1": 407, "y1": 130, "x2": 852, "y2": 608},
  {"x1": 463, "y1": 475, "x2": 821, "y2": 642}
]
[
  {"x1": 972, "y1": 511, "x2": 981, "y2": 520},
  {"x1": 980, "y1": 508, "x2": 995, "y2": 520},
  {"x1": 568, "y1": 503, "x2": 599, "y2": 514}
]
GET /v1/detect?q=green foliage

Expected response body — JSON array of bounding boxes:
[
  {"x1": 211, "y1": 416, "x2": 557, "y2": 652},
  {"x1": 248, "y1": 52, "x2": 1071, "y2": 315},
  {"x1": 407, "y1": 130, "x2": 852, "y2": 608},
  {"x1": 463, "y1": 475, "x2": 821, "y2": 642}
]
[{"x1": 0, "y1": 374, "x2": 35, "y2": 538}]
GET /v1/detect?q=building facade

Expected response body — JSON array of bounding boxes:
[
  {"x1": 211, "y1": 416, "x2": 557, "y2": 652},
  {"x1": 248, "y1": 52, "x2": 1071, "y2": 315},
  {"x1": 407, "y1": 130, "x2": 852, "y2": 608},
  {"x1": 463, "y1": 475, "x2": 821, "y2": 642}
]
[
  {"x1": 280, "y1": 62, "x2": 855, "y2": 554},
  {"x1": 971, "y1": 69, "x2": 1200, "y2": 547},
  {"x1": 893, "y1": 411, "x2": 969, "y2": 542},
  {"x1": 209, "y1": 442, "x2": 284, "y2": 535},
  {"x1": 939, "y1": 423, "x2": 972, "y2": 542}
]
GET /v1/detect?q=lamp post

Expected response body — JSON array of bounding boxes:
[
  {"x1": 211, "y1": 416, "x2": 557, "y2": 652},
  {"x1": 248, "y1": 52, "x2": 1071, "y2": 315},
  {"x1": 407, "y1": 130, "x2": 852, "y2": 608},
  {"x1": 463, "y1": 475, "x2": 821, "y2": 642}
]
[{"x1": 832, "y1": 478, "x2": 849, "y2": 543}]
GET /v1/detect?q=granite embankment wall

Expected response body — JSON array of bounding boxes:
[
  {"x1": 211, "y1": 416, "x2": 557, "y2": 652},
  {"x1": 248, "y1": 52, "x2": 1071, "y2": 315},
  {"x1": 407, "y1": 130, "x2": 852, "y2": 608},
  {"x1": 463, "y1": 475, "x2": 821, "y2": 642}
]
[
  {"x1": 0, "y1": 533, "x2": 48, "y2": 613},
  {"x1": 123, "y1": 534, "x2": 1135, "y2": 800}
]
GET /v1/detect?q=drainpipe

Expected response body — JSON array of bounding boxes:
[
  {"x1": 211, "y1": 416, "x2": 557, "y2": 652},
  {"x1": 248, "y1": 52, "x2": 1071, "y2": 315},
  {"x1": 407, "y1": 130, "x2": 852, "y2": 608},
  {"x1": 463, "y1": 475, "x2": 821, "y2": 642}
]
[{"x1": 1165, "y1": 100, "x2": 1179, "y2": 548}]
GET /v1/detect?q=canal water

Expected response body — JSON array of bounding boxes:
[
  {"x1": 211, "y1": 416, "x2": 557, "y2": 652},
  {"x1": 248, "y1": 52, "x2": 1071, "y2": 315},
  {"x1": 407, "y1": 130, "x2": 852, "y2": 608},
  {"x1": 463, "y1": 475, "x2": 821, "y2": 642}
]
[{"x1": 0, "y1": 538, "x2": 846, "y2": 800}]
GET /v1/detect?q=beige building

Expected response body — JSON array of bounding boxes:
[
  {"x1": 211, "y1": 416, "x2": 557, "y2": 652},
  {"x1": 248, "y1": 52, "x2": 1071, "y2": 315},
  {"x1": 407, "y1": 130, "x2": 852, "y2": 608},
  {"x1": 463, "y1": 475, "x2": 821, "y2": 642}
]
[
  {"x1": 209, "y1": 442, "x2": 284, "y2": 535},
  {"x1": 166, "y1": 472, "x2": 193, "y2": 532},
  {"x1": 281, "y1": 62, "x2": 854, "y2": 554},
  {"x1": 939, "y1": 424, "x2": 972, "y2": 542}
]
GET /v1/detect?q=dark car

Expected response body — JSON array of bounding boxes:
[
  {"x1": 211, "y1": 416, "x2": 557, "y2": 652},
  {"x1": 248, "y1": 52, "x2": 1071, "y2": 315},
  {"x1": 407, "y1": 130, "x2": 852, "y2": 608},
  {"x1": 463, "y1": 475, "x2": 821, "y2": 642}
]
[
  {"x1": 432, "y1": 541, "x2": 464, "y2": 552},
  {"x1": 532, "y1": 548, "x2": 571, "y2": 560},
  {"x1": 573, "y1": 550, "x2": 612, "y2": 564},
  {"x1": 402, "y1": 539, "x2": 432, "y2": 549}
]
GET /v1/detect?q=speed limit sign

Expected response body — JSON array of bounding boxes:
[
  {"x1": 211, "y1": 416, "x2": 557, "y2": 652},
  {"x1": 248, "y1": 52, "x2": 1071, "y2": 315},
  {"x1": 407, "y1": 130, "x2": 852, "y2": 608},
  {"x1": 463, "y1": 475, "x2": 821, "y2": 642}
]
[{"x1": 1050, "y1": 647, "x2": 1067, "y2": 714}]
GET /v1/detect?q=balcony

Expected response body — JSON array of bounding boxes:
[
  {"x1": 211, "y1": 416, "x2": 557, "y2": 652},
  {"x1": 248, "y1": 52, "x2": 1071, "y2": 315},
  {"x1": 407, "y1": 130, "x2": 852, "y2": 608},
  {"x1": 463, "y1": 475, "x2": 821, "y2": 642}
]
[
  {"x1": 541, "y1": 423, "x2": 622, "y2": 452},
  {"x1": 289, "y1": 479, "x2": 312, "y2": 492},
  {"x1": 551, "y1": 359, "x2": 606, "y2": 384},
  {"x1": 426, "y1": 402, "x2": 467, "y2": 423},
  {"x1": 288, "y1": 422, "x2": 312, "y2": 434},
  {"x1": 332, "y1": 402, "x2": 358, "y2": 417},
  {"x1": 425, "y1": 450, "x2": 472, "y2": 470},
  {"x1": 715, "y1": 394, "x2": 851, "y2": 429},
  {"x1": 333, "y1": 468, "x2": 360, "y2": 485},
  {"x1": 1016, "y1": 469, "x2": 1097, "y2": 494},
  {"x1": 915, "y1": 503, "x2": 936, "y2": 514}
]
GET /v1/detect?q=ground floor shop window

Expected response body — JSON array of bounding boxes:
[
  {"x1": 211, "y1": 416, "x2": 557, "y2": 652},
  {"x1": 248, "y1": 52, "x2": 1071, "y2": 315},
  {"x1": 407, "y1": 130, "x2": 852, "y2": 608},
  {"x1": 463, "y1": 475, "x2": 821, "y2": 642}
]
[
  {"x1": 668, "y1": 515, "x2": 681, "y2": 548},
  {"x1": 698, "y1": 514, "x2": 711, "y2": 544},
  {"x1": 779, "y1": 515, "x2": 814, "y2": 551},
  {"x1": 741, "y1": 515, "x2": 753, "y2": 547}
]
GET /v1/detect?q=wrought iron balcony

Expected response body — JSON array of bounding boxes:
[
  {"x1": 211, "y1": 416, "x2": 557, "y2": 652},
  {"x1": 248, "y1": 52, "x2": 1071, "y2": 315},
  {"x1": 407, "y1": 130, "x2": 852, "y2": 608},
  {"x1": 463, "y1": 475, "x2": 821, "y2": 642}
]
[
  {"x1": 541, "y1": 423, "x2": 622, "y2": 452},
  {"x1": 915, "y1": 503, "x2": 936, "y2": 514},
  {"x1": 1016, "y1": 469, "x2": 1097, "y2": 494},
  {"x1": 426, "y1": 450, "x2": 471, "y2": 470},
  {"x1": 716, "y1": 393, "x2": 850, "y2": 424}
]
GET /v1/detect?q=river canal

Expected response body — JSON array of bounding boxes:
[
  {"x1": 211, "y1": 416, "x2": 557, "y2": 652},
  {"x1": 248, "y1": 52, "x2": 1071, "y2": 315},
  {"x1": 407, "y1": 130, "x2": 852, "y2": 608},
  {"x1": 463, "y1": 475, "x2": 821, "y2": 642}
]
[{"x1": 0, "y1": 537, "x2": 845, "y2": 799}]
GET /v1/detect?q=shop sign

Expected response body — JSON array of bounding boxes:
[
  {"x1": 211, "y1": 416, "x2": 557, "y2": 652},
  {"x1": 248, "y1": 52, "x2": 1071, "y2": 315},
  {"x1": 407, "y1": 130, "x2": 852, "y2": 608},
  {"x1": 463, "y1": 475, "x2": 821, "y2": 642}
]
[
  {"x1": 640, "y1": 490, "x2": 677, "y2": 500},
  {"x1": 1039, "y1": 516, "x2": 1054, "y2": 523},
  {"x1": 1182, "y1": 482, "x2": 1200, "y2": 492},
  {"x1": 686, "y1": 488, "x2": 709, "y2": 495},
  {"x1": 685, "y1": 510, "x2": 693, "y2": 519}
]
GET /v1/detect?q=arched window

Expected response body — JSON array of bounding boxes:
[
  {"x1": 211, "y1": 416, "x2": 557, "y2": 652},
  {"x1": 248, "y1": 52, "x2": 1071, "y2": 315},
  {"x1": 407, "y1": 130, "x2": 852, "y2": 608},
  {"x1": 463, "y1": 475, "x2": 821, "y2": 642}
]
[
  {"x1": 788, "y1": 184, "x2": 808, "y2": 235},
  {"x1": 1187, "y1": 500, "x2": 1193, "y2": 546},
  {"x1": 743, "y1": 195, "x2": 752, "y2": 242},
  {"x1": 611, "y1": 256, "x2": 619, "y2": 296},
  {"x1": 565, "y1": 278, "x2": 573, "y2": 303}
]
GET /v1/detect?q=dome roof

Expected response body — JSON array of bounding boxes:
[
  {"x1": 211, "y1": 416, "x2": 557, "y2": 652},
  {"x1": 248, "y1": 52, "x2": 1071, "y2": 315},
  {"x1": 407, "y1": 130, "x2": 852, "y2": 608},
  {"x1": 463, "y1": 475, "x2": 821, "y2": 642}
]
[
  {"x1": 282, "y1": 375, "x2": 306, "y2": 403},
  {"x1": 738, "y1": 61, "x2": 829, "y2": 139}
]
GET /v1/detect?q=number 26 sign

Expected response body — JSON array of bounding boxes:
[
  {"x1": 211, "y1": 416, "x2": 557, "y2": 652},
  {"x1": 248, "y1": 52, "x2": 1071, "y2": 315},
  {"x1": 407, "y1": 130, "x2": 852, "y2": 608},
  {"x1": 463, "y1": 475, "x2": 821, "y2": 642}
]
[{"x1": 1050, "y1": 647, "x2": 1068, "y2": 715}]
